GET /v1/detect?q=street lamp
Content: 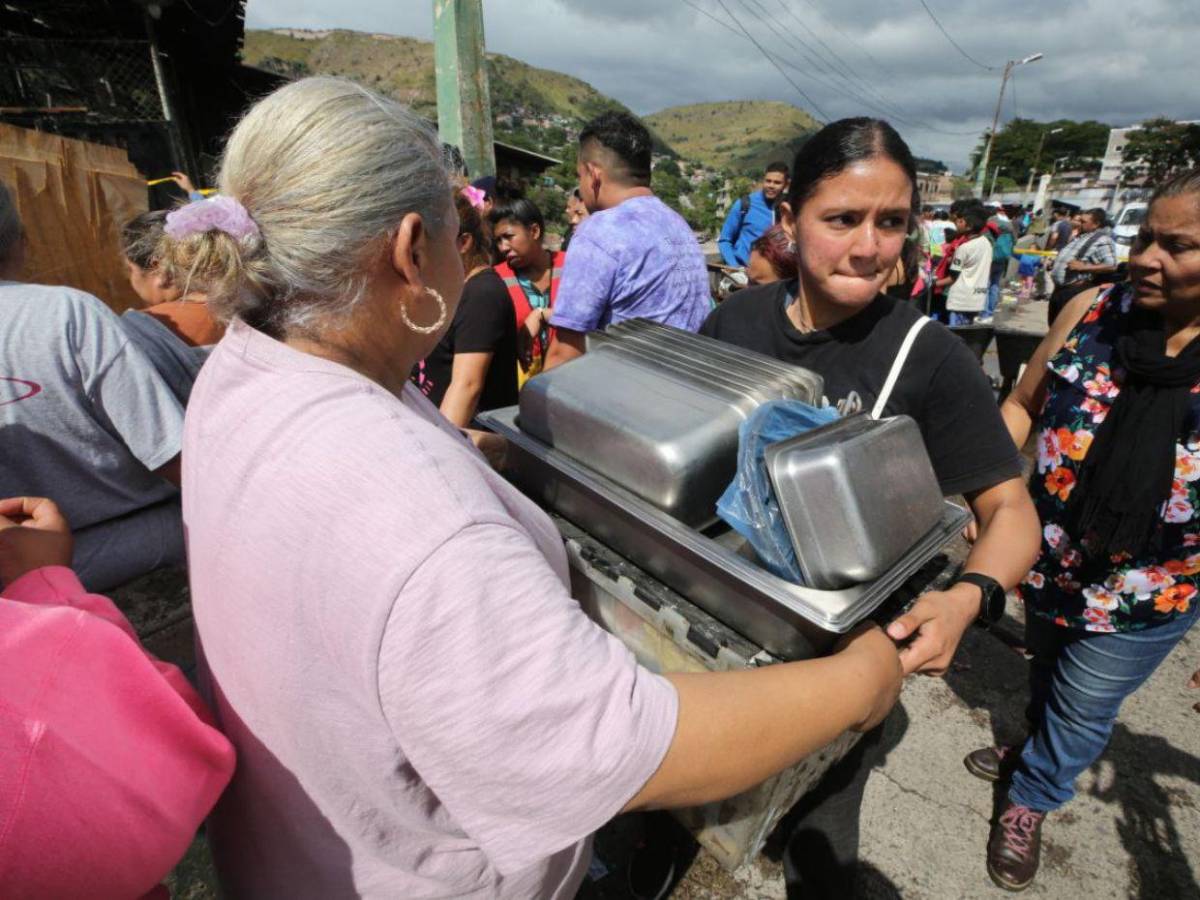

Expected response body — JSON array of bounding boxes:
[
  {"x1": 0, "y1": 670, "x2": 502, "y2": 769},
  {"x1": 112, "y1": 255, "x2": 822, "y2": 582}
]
[
  {"x1": 988, "y1": 165, "x2": 1004, "y2": 200},
  {"x1": 1023, "y1": 126, "x2": 1064, "y2": 203},
  {"x1": 974, "y1": 52, "x2": 1045, "y2": 198}
]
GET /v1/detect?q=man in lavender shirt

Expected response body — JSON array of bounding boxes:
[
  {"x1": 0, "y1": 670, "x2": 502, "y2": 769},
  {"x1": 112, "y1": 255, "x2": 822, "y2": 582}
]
[{"x1": 543, "y1": 111, "x2": 712, "y2": 370}]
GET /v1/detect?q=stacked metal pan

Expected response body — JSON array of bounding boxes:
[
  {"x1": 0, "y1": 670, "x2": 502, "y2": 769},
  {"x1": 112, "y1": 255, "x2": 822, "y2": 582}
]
[
  {"x1": 479, "y1": 319, "x2": 970, "y2": 659},
  {"x1": 519, "y1": 321, "x2": 823, "y2": 527}
]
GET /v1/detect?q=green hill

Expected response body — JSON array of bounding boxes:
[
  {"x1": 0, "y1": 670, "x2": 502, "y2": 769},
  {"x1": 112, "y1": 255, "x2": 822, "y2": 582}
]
[
  {"x1": 241, "y1": 28, "x2": 672, "y2": 160},
  {"x1": 645, "y1": 100, "x2": 820, "y2": 174}
]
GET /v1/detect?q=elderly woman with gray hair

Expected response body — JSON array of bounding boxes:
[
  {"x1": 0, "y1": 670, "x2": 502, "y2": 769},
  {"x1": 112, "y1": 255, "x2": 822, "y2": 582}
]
[{"x1": 170, "y1": 77, "x2": 909, "y2": 899}]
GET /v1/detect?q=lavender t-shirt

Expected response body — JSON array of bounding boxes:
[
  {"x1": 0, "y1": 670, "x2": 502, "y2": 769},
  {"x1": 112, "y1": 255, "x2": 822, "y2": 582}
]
[
  {"x1": 551, "y1": 195, "x2": 712, "y2": 333},
  {"x1": 183, "y1": 319, "x2": 678, "y2": 899}
]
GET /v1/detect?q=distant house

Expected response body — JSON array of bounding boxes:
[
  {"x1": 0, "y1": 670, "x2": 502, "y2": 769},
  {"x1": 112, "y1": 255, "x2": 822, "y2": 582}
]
[
  {"x1": 1099, "y1": 120, "x2": 1200, "y2": 184},
  {"x1": 916, "y1": 171, "x2": 955, "y2": 205},
  {"x1": 494, "y1": 140, "x2": 562, "y2": 183}
]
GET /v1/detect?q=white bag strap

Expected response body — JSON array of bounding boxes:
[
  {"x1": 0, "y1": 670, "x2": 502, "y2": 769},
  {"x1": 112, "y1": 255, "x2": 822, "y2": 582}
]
[{"x1": 871, "y1": 316, "x2": 931, "y2": 419}]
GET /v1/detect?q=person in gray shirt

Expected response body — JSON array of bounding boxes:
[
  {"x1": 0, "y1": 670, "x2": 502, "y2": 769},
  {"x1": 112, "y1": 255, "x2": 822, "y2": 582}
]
[{"x1": 0, "y1": 182, "x2": 185, "y2": 590}]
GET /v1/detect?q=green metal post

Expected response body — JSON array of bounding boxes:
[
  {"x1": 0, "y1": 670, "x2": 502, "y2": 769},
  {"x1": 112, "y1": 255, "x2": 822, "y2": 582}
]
[{"x1": 433, "y1": 0, "x2": 496, "y2": 179}]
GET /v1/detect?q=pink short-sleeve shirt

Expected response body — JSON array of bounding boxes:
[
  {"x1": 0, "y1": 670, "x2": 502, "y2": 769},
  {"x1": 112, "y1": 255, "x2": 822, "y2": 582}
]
[{"x1": 183, "y1": 320, "x2": 677, "y2": 898}]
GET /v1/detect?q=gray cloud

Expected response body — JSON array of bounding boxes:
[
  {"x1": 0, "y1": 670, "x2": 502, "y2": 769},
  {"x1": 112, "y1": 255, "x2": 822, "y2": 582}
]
[{"x1": 245, "y1": 0, "x2": 1198, "y2": 170}]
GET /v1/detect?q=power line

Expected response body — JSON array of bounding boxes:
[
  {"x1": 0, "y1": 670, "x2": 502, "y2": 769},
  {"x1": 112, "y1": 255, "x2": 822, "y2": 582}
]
[
  {"x1": 721, "y1": 0, "x2": 983, "y2": 137},
  {"x1": 793, "y1": 0, "x2": 901, "y2": 82},
  {"x1": 712, "y1": 0, "x2": 829, "y2": 121},
  {"x1": 737, "y1": 0, "x2": 928, "y2": 125},
  {"x1": 914, "y1": 0, "x2": 997, "y2": 71},
  {"x1": 770, "y1": 0, "x2": 908, "y2": 122}
]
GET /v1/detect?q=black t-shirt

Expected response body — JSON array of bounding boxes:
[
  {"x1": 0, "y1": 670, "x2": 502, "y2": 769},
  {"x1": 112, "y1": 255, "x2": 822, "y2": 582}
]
[
  {"x1": 412, "y1": 268, "x2": 518, "y2": 414},
  {"x1": 700, "y1": 280, "x2": 1021, "y2": 496}
]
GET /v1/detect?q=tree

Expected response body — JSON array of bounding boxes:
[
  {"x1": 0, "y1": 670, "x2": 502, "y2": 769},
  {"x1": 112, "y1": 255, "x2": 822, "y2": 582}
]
[
  {"x1": 1121, "y1": 118, "x2": 1200, "y2": 184},
  {"x1": 970, "y1": 118, "x2": 1110, "y2": 183},
  {"x1": 527, "y1": 184, "x2": 567, "y2": 235},
  {"x1": 655, "y1": 158, "x2": 682, "y2": 179},
  {"x1": 914, "y1": 157, "x2": 949, "y2": 174}
]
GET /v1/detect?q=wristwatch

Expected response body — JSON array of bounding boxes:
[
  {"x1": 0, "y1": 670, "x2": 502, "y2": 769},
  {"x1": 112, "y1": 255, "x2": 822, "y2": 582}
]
[{"x1": 955, "y1": 572, "x2": 1006, "y2": 626}]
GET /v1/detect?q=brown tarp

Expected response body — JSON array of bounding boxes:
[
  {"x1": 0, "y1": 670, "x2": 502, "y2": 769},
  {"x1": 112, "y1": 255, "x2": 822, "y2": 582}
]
[{"x1": 0, "y1": 123, "x2": 147, "y2": 312}]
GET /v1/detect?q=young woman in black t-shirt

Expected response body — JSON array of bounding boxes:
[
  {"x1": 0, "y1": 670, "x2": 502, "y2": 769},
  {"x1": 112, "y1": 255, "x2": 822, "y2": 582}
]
[
  {"x1": 411, "y1": 190, "x2": 518, "y2": 425},
  {"x1": 701, "y1": 118, "x2": 1041, "y2": 896}
]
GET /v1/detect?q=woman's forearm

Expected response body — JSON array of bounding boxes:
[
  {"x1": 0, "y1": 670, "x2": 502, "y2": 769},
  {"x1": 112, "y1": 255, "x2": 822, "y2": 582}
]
[
  {"x1": 440, "y1": 352, "x2": 493, "y2": 428},
  {"x1": 624, "y1": 627, "x2": 901, "y2": 812},
  {"x1": 439, "y1": 381, "x2": 483, "y2": 429},
  {"x1": 1000, "y1": 397, "x2": 1036, "y2": 452},
  {"x1": 963, "y1": 482, "x2": 1041, "y2": 591}
]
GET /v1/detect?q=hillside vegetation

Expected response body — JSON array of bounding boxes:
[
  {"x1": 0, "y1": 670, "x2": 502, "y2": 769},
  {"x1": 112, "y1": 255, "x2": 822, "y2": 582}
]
[
  {"x1": 645, "y1": 100, "x2": 820, "y2": 174},
  {"x1": 241, "y1": 28, "x2": 670, "y2": 159}
]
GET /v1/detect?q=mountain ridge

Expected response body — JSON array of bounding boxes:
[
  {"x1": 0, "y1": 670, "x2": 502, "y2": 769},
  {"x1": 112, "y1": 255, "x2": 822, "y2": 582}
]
[
  {"x1": 242, "y1": 29, "x2": 820, "y2": 175},
  {"x1": 645, "y1": 100, "x2": 821, "y2": 173}
]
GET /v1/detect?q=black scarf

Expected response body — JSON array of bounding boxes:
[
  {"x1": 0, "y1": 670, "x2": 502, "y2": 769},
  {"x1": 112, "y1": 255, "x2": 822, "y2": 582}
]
[{"x1": 1065, "y1": 305, "x2": 1200, "y2": 559}]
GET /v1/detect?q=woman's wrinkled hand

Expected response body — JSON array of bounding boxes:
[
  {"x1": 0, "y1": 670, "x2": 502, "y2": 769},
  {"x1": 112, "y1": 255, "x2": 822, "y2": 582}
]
[{"x1": 0, "y1": 496, "x2": 73, "y2": 588}]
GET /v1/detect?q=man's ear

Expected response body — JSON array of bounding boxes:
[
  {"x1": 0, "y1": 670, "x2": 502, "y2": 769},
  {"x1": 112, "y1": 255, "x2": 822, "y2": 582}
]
[{"x1": 583, "y1": 160, "x2": 603, "y2": 193}]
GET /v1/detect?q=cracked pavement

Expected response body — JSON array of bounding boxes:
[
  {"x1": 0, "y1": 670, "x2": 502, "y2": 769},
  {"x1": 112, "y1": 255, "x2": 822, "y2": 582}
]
[{"x1": 658, "y1": 594, "x2": 1200, "y2": 899}]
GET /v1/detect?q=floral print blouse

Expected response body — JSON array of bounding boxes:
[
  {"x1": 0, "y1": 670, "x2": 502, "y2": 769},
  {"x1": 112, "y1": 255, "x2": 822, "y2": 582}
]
[{"x1": 1020, "y1": 283, "x2": 1200, "y2": 633}]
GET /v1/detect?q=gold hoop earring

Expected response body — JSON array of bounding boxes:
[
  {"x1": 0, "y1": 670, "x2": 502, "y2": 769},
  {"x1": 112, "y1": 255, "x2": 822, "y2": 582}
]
[{"x1": 400, "y1": 287, "x2": 447, "y2": 335}]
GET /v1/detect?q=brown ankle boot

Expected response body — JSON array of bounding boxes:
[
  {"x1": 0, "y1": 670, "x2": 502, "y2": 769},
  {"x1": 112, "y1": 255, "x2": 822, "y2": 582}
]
[
  {"x1": 964, "y1": 744, "x2": 1021, "y2": 782},
  {"x1": 987, "y1": 800, "x2": 1046, "y2": 891}
]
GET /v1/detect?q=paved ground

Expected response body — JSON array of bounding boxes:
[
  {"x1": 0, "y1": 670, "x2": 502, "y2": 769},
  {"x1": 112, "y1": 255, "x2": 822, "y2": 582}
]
[{"x1": 650, "y1": 603, "x2": 1200, "y2": 900}]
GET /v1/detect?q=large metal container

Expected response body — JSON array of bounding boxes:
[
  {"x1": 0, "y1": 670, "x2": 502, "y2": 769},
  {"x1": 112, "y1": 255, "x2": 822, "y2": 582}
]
[
  {"x1": 517, "y1": 351, "x2": 748, "y2": 527},
  {"x1": 608, "y1": 319, "x2": 823, "y2": 399},
  {"x1": 592, "y1": 342, "x2": 801, "y2": 409},
  {"x1": 765, "y1": 414, "x2": 947, "y2": 590},
  {"x1": 479, "y1": 406, "x2": 970, "y2": 659}
]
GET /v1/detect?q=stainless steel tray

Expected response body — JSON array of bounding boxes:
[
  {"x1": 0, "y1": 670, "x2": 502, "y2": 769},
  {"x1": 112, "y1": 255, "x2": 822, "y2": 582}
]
[
  {"x1": 595, "y1": 334, "x2": 809, "y2": 402},
  {"x1": 609, "y1": 320, "x2": 823, "y2": 399},
  {"x1": 480, "y1": 406, "x2": 971, "y2": 659},
  {"x1": 765, "y1": 414, "x2": 946, "y2": 590},
  {"x1": 517, "y1": 350, "x2": 745, "y2": 527},
  {"x1": 592, "y1": 342, "x2": 797, "y2": 409}
]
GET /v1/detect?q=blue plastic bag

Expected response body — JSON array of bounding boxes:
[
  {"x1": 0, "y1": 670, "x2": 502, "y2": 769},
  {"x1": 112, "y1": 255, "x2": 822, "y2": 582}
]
[{"x1": 716, "y1": 399, "x2": 839, "y2": 583}]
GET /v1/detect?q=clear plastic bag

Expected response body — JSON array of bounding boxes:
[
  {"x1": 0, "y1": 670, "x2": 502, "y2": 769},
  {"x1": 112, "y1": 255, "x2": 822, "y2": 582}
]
[{"x1": 716, "y1": 399, "x2": 839, "y2": 583}]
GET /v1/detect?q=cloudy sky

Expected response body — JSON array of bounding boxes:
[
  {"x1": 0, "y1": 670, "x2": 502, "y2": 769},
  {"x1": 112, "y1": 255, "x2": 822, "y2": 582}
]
[{"x1": 245, "y1": 0, "x2": 1197, "y2": 172}]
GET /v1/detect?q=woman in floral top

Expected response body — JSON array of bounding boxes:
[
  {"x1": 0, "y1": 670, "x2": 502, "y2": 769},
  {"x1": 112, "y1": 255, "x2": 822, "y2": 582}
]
[{"x1": 967, "y1": 170, "x2": 1200, "y2": 892}]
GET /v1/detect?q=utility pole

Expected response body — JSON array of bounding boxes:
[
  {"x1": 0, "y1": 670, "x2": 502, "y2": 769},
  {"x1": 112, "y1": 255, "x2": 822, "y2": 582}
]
[
  {"x1": 1023, "y1": 126, "x2": 1063, "y2": 205},
  {"x1": 974, "y1": 52, "x2": 1043, "y2": 198},
  {"x1": 988, "y1": 165, "x2": 1003, "y2": 200},
  {"x1": 433, "y1": 0, "x2": 496, "y2": 178}
]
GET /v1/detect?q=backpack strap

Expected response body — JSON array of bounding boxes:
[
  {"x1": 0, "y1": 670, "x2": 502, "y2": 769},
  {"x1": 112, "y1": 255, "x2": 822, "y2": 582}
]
[
  {"x1": 736, "y1": 193, "x2": 753, "y2": 238},
  {"x1": 871, "y1": 316, "x2": 931, "y2": 419}
]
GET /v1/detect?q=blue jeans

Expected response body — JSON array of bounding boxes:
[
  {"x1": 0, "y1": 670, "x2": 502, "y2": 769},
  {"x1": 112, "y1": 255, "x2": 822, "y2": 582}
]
[
  {"x1": 949, "y1": 311, "x2": 977, "y2": 326},
  {"x1": 984, "y1": 259, "x2": 1007, "y2": 316},
  {"x1": 1008, "y1": 605, "x2": 1199, "y2": 813}
]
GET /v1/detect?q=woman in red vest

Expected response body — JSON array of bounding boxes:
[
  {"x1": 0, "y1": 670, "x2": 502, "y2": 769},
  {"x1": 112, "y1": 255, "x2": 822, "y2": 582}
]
[{"x1": 490, "y1": 197, "x2": 566, "y2": 386}]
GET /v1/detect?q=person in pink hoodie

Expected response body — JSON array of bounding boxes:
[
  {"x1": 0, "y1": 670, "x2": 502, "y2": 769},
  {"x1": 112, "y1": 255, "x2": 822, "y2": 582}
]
[{"x1": 0, "y1": 495, "x2": 235, "y2": 899}]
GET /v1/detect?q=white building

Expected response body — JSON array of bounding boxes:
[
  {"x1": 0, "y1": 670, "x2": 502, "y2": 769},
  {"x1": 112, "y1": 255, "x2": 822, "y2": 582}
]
[{"x1": 1100, "y1": 120, "x2": 1199, "y2": 184}]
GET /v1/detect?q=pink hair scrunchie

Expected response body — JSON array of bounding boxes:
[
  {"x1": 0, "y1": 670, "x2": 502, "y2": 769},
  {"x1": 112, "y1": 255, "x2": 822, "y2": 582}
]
[
  {"x1": 461, "y1": 184, "x2": 487, "y2": 210},
  {"x1": 164, "y1": 195, "x2": 260, "y2": 241}
]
